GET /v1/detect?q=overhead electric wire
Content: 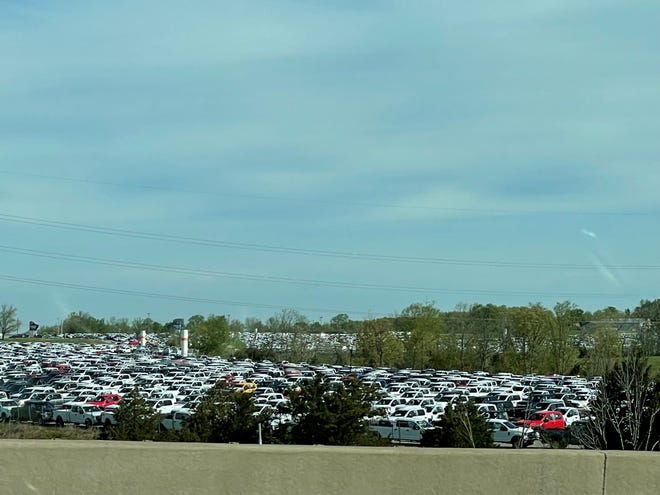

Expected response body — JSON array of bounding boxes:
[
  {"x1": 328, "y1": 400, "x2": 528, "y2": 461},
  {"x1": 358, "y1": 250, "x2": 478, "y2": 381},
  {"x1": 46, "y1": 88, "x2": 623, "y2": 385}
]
[
  {"x1": 0, "y1": 274, "x2": 646, "y2": 323},
  {"x1": 0, "y1": 169, "x2": 650, "y2": 216},
  {"x1": 0, "y1": 212, "x2": 657, "y2": 270},
  {"x1": 0, "y1": 244, "x2": 630, "y2": 299},
  {"x1": 0, "y1": 273, "x2": 372, "y2": 316}
]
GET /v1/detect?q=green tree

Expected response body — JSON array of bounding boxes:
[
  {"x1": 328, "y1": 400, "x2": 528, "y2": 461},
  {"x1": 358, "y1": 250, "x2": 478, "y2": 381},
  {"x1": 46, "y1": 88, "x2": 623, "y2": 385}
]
[
  {"x1": 469, "y1": 304, "x2": 507, "y2": 372},
  {"x1": 281, "y1": 375, "x2": 382, "y2": 446},
  {"x1": 399, "y1": 302, "x2": 443, "y2": 369},
  {"x1": 421, "y1": 402, "x2": 493, "y2": 448},
  {"x1": 107, "y1": 317, "x2": 131, "y2": 333},
  {"x1": 356, "y1": 318, "x2": 403, "y2": 367},
  {"x1": 442, "y1": 304, "x2": 478, "y2": 370},
  {"x1": 588, "y1": 327, "x2": 621, "y2": 377},
  {"x1": 590, "y1": 306, "x2": 626, "y2": 321},
  {"x1": 106, "y1": 388, "x2": 160, "y2": 441},
  {"x1": 549, "y1": 301, "x2": 582, "y2": 374},
  {"x1": 506, "y1": 304, "x2": 553, "y2": 374},
  {"x1": 329, "y1": 313, "x2": 351, "y2": 334},
  {"x1": 188, "y1": 314, "x2": 231, "y2": 356},
  {"x1": 632, "y1": 299, "x2": 660, "y2": 355},
  {"x1": 62, "y1": 311, "x2": 107, "y2": 334},
  {"x1": 0, "y1": 304, "x2": 21, "y2": 340},
  {"x1": 182, "y1": 383, "x2": 270, "y2": 443}
]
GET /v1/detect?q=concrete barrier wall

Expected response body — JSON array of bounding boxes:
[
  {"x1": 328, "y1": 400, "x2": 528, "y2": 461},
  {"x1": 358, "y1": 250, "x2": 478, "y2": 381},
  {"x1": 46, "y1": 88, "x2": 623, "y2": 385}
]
[{"x1": 0, "y1": 440, "x2": 657, "y2": 495}]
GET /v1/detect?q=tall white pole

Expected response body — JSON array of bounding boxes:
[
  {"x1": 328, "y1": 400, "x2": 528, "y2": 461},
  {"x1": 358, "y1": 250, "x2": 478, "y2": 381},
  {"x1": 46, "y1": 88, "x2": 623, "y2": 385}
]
[
  {"x1": 140, "y1": 330, "x2": 146, "y2": 347},
  {"x1": 181, "y1": 329, "x2": 189, "y2": 357}
]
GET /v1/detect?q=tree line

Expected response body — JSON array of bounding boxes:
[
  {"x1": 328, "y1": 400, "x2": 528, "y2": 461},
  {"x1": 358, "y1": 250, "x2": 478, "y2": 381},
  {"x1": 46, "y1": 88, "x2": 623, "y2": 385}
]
[{"x1": 2, "y1": 299, "x2": 660, "y2": 377}]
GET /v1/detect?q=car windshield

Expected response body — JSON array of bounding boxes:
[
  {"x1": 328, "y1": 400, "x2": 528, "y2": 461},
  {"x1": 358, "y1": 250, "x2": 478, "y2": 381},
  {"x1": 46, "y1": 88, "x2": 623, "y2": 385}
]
[{"x1": 502, "y1": 421, "x2": 517, "y2": 429}]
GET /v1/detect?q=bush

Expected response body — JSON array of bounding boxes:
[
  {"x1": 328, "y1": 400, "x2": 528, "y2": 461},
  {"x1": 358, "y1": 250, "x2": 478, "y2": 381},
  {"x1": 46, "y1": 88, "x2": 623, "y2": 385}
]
[
  {"x1": 181, "y1": 383, "x2": 271, "y2": 443},
  {"x1": 104, "y1": 387, "x2": 161, "y2": 441},
  {"x1": 277, "y1": 375, "x2": 382, "y2": 446},
  {"x1": 421, "y1": 402, "x2": 493, "y2": 448}
]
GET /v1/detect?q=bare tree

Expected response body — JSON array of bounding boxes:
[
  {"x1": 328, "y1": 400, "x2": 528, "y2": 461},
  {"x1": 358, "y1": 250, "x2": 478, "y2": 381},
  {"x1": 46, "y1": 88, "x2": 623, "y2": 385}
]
[
  {"x1": 0, "y1": 304, "x2": 21, "y2": 340},
  {"x1": 577, "y1": 348, "x2": 660, "y2": 451}
]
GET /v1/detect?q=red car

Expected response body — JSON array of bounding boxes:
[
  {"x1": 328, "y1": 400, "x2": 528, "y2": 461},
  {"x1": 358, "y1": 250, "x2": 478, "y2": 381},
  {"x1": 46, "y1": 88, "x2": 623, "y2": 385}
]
[
  {"x1": 515, "y1": 410, "x2": 566, "y2": 430},
  {"x1": 87, "y1": 394, "x2": 122, "y2": 410}
]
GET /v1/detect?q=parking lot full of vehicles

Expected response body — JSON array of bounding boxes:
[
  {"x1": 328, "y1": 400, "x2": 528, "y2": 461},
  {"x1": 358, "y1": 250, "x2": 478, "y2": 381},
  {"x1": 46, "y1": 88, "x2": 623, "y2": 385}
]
[{"x1": 0, "y1": 337, "x2": 599, "y2": 447}]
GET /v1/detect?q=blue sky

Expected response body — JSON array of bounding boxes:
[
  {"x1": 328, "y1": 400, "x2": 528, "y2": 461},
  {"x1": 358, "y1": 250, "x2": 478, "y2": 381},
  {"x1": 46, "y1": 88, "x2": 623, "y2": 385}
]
[{"x1": 1, "y1": 0, "x2": 659, "y2": 329}]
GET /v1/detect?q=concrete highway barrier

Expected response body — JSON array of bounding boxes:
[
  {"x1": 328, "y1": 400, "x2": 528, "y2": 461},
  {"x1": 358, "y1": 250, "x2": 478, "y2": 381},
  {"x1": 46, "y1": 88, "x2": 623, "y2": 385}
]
[{"x1": 0, "y1": 440, "x2": 657, "y2": 495}]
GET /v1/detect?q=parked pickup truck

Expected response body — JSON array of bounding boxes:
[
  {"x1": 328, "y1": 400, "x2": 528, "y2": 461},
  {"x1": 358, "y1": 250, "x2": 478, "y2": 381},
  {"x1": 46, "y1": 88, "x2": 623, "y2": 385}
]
[
  {"x1": 100, "y1": 404, "x2": 120, "y2": 428},
  {"x1": 488, "y1": 418, "x2": 538, "y2": 448},
  {"x1": 159, "y1": 408, "x2": 192, "y2": 432},
  {"x1": 0, "y1": 398, "x2": 19, "y2": 422},
  {"x1": 11, "y1": 400, "x2": 56, "y2": 425},
  {"x1": 368, "y1": 418, "x2": 435, "y2": 443},
  {"x1": 53, "y1": 403, "x2": 103, "y2": 427}
]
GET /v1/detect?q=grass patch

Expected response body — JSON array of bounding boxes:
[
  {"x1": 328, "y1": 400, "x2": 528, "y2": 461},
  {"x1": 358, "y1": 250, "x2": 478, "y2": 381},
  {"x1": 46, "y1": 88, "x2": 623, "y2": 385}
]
[
  {"x1": 648, "y1": 355, "x2": 660, "y2": 378},
  {"x1": 0, "y1": 423, "x2": 101, "y2": 440}
]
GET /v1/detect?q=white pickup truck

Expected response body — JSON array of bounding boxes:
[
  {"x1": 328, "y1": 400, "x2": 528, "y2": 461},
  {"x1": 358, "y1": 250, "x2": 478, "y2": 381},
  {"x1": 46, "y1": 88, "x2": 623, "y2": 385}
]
[
  {"x1": 159, "y1": 408, "x2": 192, "y2": 431},
  {"x1": 53, "y1": 403, "x2": 103, "y2": 427},
  {"x1": 488, "y1": 418, "x2": 538, "y2": 448},
  {"x1": 369, "y1": 418, "x2": 435, "y2": 443},
  {"x1": 0, "y1": 398, "x2": 19, "y2": 422}
]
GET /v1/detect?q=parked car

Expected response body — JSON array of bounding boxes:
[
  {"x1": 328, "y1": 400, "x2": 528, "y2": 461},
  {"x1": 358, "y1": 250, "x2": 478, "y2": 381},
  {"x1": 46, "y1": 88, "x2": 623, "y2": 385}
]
[
  {"x1": 87, "y1": 393, "x2": 122, "y2": 409},
  {"x1": 515, "y1": 410, "x2": 566, "y2": 430},
  {"x1": 390, "y1": 406, "x2": 427, "y2": 421},
  {"x1": 556, "y1": 406, "x2": 581, "y2": 427},
  {"x1": 368, "y1": 418, "x2": 434, "y2": 443},
  {"x1": 488, "y1": 418, "x2": 538, "y2": 448},
  {"x1": 0, "y1": 398, "x2": 18, "y2": 422},
  {"x1": 53, "y1": 403, "x2": 103, "y2": 427}
]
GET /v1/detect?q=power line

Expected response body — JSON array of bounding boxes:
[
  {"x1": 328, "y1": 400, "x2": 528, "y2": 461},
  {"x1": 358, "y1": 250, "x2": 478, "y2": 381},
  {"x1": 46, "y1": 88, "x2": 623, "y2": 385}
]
[
  {"x1": 0, "y1": 212, "x2": 656, "y2": 270},
  {"x1": 0, "y1": 169, "x2": 651, "y2": 217},
  {"x1": 0, "y1": 272, "x2": 650, "y2": 323},
  {"x1": 0, "y1": 244, "x2": 631, "y2": 299},
  {"x1": 0, "y1": 273, "x2": 372, "y2": 317}
]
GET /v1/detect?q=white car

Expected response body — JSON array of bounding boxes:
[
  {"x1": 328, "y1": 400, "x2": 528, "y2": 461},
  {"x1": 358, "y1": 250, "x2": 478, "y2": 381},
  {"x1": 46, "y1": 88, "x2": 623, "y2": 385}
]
[
  {"x1": 488, "y1": 419, "x2": 537, "y2": 448},
  {"x1": 0, "y1": 398, "x2": 19, "y2": 422},
  {"x1": 556, "y1": 406, "x2": 581, "y2": 427},
  {"x1": 390, "y1": 406, "x2": 427, "y2": 421},
  {"x1": 369, "y1": 417, "x2": 434, "y2": 443}
]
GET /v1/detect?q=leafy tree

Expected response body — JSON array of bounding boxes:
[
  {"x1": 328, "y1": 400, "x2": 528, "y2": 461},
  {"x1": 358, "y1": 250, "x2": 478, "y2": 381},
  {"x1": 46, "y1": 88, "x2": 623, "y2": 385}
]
[
  {"x1": 182, "y1": 383, "x2": 270, "y2": 443},
  {"x1": 130, "y1": 317, "x2": 154, "y2": 335},
  {"x1": 587, "y1": 327, "x2": 621, "y2": 377},
  {"x1": 356, "y1": 318, "x2": 403, "y2": 368},
  {"x1": 106, "y1": 388, "x2": 160, "y2": 441},
  {"x1": 506, "y1": 304, "x2": 553, "y2": 374},
  {"x1": 632, "y1": 299, "x2": 660, "y2": 355},
  {"x1": 421, "y1": 401, "x2": 493, "y2": 448},
  {"x1": 442, "y1": 304, "x2": 478, "y2": 370},
  {"x1": 399, "y1": 302, "x2": 443, "y2": 369},
  {"x1": 281, "y1": 375, "x2": 382, "y2": 446},
  {"x1": 590, "y1": 306, "x2": 626, "y2": 321},
  {"x1": 329, "y1": 313, "x2": 352, "y2": 334},
  {"x1": 0, "y1": 304, "x2": 21, "y2": 340},
  {"x1": 549, "y1": 301, "x2": 582, "y2": 374},
  {"x1": 188, "y1": 314, "x2": 231, "y2": 356},
  {"x1": 107, "y1": 317, "x2": 131, "y2": 333},
  {"x1": 62, "y1": 311, "x2": 107, "y2": 334}
]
